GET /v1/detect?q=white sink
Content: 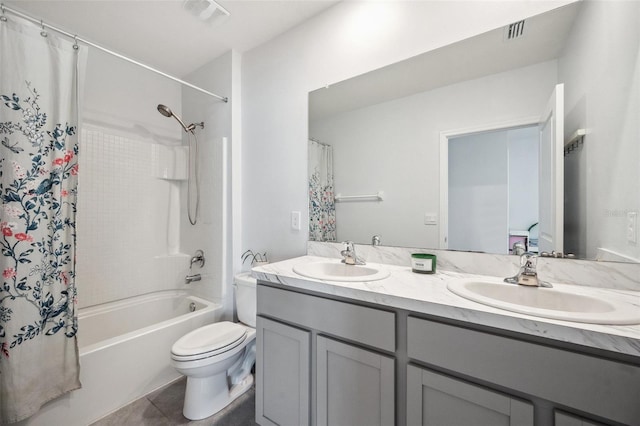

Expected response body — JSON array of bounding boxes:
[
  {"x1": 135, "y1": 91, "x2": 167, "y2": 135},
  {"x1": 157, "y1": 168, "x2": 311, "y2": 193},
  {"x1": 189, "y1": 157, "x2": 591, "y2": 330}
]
[
  {"x1": 293, "y1": 260, "x2": 390, "y2": 282},
  {"x1": 447, "y1": 278, "x2": 640, "y2": 325}
]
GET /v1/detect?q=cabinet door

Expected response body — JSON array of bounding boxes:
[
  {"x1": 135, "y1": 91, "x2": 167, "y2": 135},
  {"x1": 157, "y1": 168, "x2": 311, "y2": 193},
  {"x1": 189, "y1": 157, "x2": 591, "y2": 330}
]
[
  {"x1": 555, "y1": 411, "x2": 605, "y2": 426},
  {"x1": 316, "y1": 336, "x2": 395, "y2": 426},
  {"x1": 256, "y1": 316, "x2": 310, "y2": 426},
  {"x1": 407, "y1": 365, "x2": 534, "y2": 426}
]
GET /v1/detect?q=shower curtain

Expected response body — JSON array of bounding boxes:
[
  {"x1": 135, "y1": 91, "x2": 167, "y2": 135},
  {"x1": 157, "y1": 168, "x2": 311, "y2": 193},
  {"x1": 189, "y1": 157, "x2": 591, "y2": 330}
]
[
  {"x1": 0, "y1": 14, "x2": 84, "y2": 423},
  {"x1": 308, "y1": 140, "x2": 336, "y2": 241}
]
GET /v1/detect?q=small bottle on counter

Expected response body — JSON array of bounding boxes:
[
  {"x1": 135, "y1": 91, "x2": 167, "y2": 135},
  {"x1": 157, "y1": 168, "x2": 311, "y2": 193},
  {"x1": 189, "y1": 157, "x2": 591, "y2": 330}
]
[{"x1": 411, "y1": 253, "x2": 437, "y2": 274}]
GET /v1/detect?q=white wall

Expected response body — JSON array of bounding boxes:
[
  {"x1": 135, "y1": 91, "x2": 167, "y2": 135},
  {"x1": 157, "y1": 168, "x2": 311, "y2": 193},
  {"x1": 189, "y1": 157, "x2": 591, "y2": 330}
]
[
  {"x1": 310, "y1": 61, "x2": 555, "y2": 249},
  {"x1": 83, "y1": 48, "x2": 182, "y2": 143},
  {"x1": 559, "y1": 0, "x2": 640, "y2": 261},
  {"x1": 241, "y1": 0, "x2": 573, "y2": 261}
]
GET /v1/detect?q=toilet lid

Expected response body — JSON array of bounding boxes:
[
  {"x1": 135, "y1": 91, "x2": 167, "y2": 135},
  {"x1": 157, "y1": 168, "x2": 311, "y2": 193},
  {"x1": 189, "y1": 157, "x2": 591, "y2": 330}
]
[{"x1": 171, "y1": 321, "x2": 247, "y2": 357}]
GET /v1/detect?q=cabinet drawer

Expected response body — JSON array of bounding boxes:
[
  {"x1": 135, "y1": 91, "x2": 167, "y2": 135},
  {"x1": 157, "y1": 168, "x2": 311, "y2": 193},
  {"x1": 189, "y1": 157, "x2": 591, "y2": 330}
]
[
  {"x1": 258, "y1": 284, "x2": 395, "y2": 352},
  {"x1": 407, "y1": 317, "x2": 640, "y2": 426}
]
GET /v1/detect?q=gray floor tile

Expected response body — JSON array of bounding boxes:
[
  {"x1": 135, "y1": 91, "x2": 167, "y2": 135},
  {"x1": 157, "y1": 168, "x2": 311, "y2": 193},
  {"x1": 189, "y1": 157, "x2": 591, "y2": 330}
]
[
  {"x1": 91, "y1": 397, "x2": 173, "y2": 426},
  {"x1": 103, "y1": 376, "x2": 259, "y2": 426},
  {"x1": 148, "y1": 379, "x2": 191, "y2": 424}
]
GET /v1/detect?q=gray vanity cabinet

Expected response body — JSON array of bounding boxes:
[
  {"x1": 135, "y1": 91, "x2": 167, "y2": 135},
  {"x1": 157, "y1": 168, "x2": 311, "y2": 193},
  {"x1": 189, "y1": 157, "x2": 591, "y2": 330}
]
[
  {"x1": 256, "y1": 284, "x2": 396, "y2": 426},
  {"x1": 407, "y1": 317, "x2": 640, "y2": 426},
  {"x1": 317, "y1": 336, "x2": 395, "y2": 426},
  {"x1": 256, "y1": 316, "x2": 310, "y2": 426},
  {"x1": 257, "y1": 281, "x2": 640, "y2": 426},
  {"x1": 407, "y1": 365, "x2": 533, "y2": 426}
]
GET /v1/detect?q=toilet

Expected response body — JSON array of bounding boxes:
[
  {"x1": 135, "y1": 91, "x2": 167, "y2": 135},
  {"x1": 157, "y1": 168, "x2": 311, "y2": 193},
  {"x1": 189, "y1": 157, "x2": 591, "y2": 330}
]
[{"x1": 170, "y1": 272, "x2": 257, "y2": 420}]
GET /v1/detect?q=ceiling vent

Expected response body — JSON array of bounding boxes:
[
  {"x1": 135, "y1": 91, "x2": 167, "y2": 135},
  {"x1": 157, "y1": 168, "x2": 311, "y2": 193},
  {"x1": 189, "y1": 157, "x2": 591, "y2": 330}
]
[
  {"x1": 183, "y1": 0, "x2": 230, "y2": 24},
  {"x1": 505, "y1": 20, "x2": 526, "y2": 41}
]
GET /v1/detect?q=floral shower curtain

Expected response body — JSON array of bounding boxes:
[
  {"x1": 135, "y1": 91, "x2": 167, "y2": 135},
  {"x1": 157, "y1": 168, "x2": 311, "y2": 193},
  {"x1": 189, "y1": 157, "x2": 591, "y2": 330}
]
[
  {"x1": 308, "y1": 140, "x2": 336, "y2": 241},
  {"x1": 0, "y1": 14, "x2": 84, "y2": 423}
]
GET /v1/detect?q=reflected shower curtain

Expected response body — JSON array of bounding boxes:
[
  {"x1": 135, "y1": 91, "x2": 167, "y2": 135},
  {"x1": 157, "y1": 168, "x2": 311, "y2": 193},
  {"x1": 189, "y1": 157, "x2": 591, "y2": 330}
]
[
  {"x1": 0, "y1": 14, "x2": 84, "y2": 423},
  {"x1": 308, "y1": 140, "x2": 336, "y2": 241}
]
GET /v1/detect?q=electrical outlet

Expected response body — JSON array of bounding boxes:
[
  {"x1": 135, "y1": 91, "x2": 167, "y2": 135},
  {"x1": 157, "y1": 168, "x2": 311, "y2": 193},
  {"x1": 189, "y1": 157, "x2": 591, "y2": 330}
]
[
  {"x1": 627, "y1": 212, "x2": 637, "y2": 244},
  {"x1": 291, "y1": 211, "x2": 301, "y2": 231}
]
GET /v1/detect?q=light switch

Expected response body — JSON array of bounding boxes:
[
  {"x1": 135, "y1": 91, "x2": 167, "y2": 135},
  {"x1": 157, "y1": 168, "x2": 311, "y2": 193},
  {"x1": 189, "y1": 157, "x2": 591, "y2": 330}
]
[
  {"x1": 291, "y1": 211, "x2": 301, "y2": 231},
  {"x1": 424, "y1": 214, "x2": 437, "y2": 225}
]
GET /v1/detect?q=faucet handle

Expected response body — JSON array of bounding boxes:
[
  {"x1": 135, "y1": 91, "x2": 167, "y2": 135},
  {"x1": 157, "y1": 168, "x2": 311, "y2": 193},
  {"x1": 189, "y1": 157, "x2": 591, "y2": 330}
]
[
  {"x1": 519, "y1": 252, "x2": 537, "y2": 267},
  {"x1": 342, "y1": 241, "x2": 355, "y2": 251}
]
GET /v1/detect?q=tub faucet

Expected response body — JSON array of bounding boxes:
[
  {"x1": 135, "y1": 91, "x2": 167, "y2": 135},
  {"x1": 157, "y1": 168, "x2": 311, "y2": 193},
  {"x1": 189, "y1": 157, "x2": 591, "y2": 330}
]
[
  {"x1": 372, "y1": 235, "x2": 381, "y2": 246},
  {"x1": 186, "y1": 250, "x2": 204, "y2": 284},
  {"x1": 341, "y1": 241, "x2": 366, "y2": 265},
  {"x1": 185, "y1": 274, "x2": 201, "y2": 284},
  {"x1": 504, "y1": 253, "x2": 552, "y2": 288}
]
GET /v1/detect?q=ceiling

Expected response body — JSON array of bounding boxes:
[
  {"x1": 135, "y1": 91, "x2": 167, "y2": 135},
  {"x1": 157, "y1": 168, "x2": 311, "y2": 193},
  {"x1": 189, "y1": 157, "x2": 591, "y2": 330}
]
[{"x1": 4, "y1": 0, "x2": 339, "y2": 77}]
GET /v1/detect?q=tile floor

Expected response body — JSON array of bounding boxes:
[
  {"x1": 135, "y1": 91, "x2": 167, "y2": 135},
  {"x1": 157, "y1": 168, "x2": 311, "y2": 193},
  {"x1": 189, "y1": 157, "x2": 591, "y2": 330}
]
[{"x1": 91, "y1": 378, "x2": 258, "y2": 426}]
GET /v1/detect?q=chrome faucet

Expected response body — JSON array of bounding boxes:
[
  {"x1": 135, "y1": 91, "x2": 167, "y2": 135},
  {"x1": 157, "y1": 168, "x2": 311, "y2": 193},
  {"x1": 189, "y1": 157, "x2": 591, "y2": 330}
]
[
  {"x1": 504, "y1": 253, "x2": 552, "y2": 288},
  {"x1": 185, "y1": 249, "x2": 205, "y2": 284},
  {"x1": 185, "y1": 274, "x2": 201, "y2": 284},
  {"x1": 341, "y1": 241, "x2": 366, "y2": 265},
  {"x1": 372, "y1": 235, "x2": 381, "y2": 246}
]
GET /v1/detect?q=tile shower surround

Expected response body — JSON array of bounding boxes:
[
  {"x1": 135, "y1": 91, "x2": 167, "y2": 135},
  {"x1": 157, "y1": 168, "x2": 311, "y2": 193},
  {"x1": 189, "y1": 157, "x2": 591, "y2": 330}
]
[{"x1": 76, "y1": 128, "x2": 191, "y2": 308}]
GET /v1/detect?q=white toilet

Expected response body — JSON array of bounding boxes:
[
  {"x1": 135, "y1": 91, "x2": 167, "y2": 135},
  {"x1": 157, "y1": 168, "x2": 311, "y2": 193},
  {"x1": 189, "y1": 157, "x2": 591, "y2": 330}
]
[{"x1": 170, "y1": 272, "x2": 257, "y2": 420}]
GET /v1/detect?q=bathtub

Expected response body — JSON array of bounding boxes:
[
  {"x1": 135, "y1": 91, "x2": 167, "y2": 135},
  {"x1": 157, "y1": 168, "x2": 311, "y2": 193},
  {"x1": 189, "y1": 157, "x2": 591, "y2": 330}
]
[{"x1": 20, "y1": 290, "x2": 222, "y2": 426}]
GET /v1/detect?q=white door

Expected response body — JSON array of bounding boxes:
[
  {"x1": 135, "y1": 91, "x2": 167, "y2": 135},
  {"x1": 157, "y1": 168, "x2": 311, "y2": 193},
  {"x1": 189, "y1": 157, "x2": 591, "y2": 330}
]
[{"x1": 538, "y1": 83, "x2": 564, "y2": 254}]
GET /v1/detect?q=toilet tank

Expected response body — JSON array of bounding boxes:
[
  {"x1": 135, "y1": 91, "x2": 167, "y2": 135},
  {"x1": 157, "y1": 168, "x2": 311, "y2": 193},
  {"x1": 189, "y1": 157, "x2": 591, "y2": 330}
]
[{"x1": 234, "y1": 272, "x2": 257, "y2": 327}]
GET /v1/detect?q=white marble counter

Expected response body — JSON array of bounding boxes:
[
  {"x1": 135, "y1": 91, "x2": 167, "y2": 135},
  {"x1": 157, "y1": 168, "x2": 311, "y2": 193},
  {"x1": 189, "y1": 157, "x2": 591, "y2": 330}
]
[{"x1": 252, "y1": 255, "x2": 640, "y2": 358}]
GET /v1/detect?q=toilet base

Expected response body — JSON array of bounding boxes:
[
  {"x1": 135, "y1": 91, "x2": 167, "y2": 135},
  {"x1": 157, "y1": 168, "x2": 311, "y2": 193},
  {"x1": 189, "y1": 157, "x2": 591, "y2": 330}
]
[{"x1": 183, "y1": 372, "x2": 254, "y2": 420}]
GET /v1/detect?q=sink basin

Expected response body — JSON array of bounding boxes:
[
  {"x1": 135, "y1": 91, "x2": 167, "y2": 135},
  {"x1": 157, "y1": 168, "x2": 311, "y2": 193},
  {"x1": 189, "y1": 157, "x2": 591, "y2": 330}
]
[
  {"x1": 447, "y1": 278, "x2": 640, "y2": 325},
  {"x1": 293, "y1": 260, "x2": 390, "y2": 282}
]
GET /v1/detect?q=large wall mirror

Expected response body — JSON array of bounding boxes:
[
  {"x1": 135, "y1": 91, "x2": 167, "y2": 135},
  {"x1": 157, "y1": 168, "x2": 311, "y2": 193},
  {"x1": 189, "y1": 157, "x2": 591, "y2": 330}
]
[{"x1": 308, "y1": 1, "x2": 639, "y2": 263}]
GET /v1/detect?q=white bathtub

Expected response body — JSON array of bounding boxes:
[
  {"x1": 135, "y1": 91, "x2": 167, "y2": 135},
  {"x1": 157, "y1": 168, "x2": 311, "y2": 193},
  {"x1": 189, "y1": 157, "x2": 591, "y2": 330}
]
[{"x1": 20, "y1": 290, "x2": 222, "y2": 426}]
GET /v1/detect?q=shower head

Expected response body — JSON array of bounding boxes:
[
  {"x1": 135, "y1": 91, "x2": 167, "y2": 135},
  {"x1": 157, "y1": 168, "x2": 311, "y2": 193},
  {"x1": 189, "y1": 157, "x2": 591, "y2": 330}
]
[
  {"x1": 157, "y1": 104, "x2": 192, "y2": 133},
  {"x1": 157, "y1": 104, "x2": 173, "y2": 118}
]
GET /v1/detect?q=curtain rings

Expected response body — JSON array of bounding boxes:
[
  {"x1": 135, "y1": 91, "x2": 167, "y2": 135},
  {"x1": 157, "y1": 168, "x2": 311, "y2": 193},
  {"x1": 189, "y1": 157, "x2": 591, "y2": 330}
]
[
  {"x1": 39, "y1": 19, "x2": 47, "y2": 37},
  {"x1": 73, "y1": 35, "x2": 79, "y2": 50},
  {"x1": 0, "y1": 5, "x2": 7, "y2": 22}
]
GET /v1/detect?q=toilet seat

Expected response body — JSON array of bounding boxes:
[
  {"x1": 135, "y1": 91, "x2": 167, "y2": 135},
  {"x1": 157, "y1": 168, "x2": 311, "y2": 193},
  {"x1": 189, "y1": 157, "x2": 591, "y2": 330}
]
[{"x1": 171, "y1": 321, "x2": 248, "y2": 362}]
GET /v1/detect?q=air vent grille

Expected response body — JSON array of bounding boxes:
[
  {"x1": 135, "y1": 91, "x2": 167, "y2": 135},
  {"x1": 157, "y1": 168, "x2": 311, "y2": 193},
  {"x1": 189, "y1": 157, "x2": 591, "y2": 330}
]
[{"x1": 505, "y1": 20, "x2": 526, "y2": 40}]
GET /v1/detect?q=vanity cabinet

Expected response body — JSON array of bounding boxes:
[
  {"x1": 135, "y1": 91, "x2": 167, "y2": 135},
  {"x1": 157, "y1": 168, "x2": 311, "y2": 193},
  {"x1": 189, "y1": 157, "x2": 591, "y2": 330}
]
[
  {"x1": 256, "y1": 284, "x2": 396, "y2": 426},
  {"x1": 257, "y1": 281, "x2": 640, "y2": 426},
  {"x1": 407, "y1": 365, "x2": 533, "y2": 426},
  {"x1": 407, "y1": 316, "x2": 640, "y2": 426}
]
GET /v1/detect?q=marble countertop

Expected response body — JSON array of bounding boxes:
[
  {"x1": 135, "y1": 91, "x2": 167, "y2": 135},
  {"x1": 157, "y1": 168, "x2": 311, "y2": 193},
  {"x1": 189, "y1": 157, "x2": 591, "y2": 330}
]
[{"x1": 252, "y1": 255, "x2": 640, "y2": 358}]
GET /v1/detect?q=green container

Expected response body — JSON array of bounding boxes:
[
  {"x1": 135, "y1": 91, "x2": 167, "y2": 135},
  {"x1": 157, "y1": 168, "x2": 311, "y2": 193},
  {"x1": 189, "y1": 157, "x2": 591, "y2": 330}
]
[{"x1": 411, "y1": 253, "x2": 437, "y2": 274}]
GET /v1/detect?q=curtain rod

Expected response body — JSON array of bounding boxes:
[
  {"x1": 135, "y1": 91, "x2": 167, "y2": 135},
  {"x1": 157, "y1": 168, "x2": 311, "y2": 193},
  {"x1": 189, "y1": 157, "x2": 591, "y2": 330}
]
[{"x1": 0, "y1": 3, "x2": 228, "y2": 103}]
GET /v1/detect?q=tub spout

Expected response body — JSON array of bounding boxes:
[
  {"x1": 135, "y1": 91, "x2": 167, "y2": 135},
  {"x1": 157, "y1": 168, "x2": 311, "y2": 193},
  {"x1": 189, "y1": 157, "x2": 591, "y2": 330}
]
[{"x1": 185, "y1": 274, "x2": 201, "y2": 284}]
